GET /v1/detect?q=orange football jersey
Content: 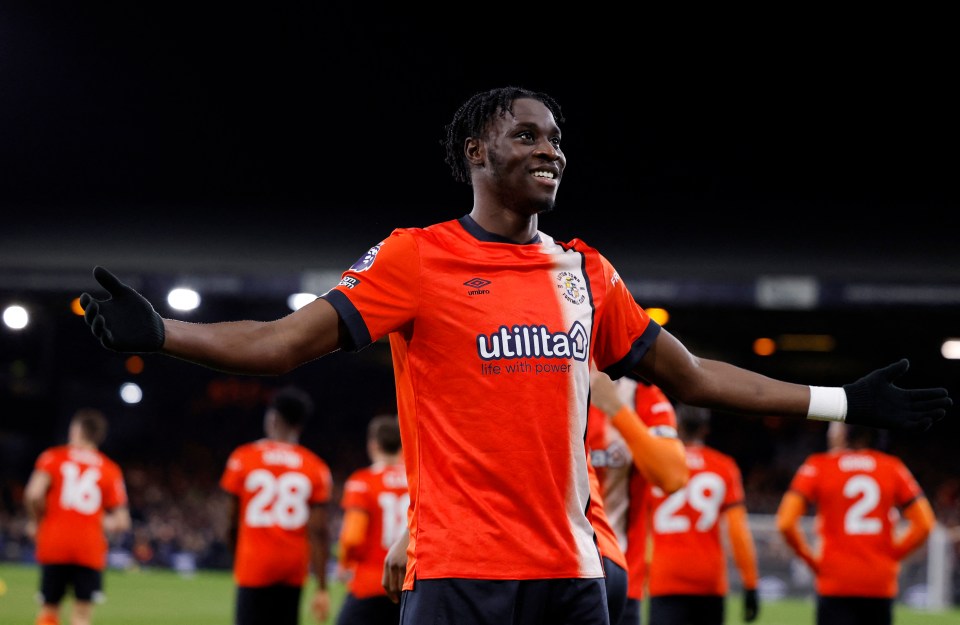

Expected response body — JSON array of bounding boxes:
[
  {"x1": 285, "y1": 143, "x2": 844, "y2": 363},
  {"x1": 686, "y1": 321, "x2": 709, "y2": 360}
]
[
  {"x1": 322, "y1": 216, "x2": 658, "y2": 587},
  {"x1": 220, "y1": 439, "x2": 332, "y2": 587},
  {"x1": 33, "y1": 445, "x2": 127, "y2": 570},
  {"x1": 646, "y1": 444, "x2": 744, "y2": 597},
  {"x1": 339, "y1": 461, "x2": 409, "y2": 598},
  {"x1": 787, "y1": 448, "x2": 924, "y2": 597}
]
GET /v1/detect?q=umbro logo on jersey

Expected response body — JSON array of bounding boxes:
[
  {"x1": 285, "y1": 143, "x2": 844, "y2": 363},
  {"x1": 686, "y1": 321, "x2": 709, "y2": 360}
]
[{"x1": 464, "y1": 277, "x2": 491, "y2": 295}]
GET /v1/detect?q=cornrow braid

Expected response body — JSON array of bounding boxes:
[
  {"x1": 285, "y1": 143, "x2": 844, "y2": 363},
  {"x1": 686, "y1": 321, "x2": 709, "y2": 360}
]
[{"x1": 442, "y1": 86, "x2": 564, "y2": 185}]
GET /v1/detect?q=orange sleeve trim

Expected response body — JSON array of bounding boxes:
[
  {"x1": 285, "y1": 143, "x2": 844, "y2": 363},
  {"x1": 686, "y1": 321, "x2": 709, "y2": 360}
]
[
  {"x1": 726, "y1": 505, "x2": 759, "y2": 589},
  {"x1": 892, "y1": 497, "x2": 935, "y2": 560},
  {"x1": 337, "y1": 508, "x2": 369, "y2": 564},
  {"x1": 610, "y1": 407, "x2": 688, "y2": 493},
  {"x1": 776, "y1": 491, "x2": 816, "y2": 567}
]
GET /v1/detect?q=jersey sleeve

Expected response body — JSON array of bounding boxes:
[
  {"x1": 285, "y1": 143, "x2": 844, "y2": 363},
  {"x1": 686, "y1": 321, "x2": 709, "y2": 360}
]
[
  {"x1": 101, "y1": 458, "x2": 128, "y2": 509},
  {"x1": 340, "y1": 471, "x2": 372, "y2": 512},
  {"x1": 219, "y1": 448, "x2": 246, "y2": 495},
  {"x1": 320, "y1": 229, "x2": 421, "y2": 351},
  {"x1": 788, "y1": 456, "x2": 820, "y2": 503},
  {"x1": 892, "y1": 457, "x2": 924, "y2": 509},
  {"x1": 35, "y1": 448, "x2": 56, "y2": 473},
  {"x1": 590, "y1": 254, "x2": 660, "y2": 379},
  {"x1": 722, "y1": 454, "x2": 746, "y2": 510}
]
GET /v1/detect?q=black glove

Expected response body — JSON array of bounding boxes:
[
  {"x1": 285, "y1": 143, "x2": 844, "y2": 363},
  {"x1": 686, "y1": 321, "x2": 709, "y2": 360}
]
[
  {"x1": 843, "y1": 359, "x2": 952, "y2": 432},
  {"x1": 79, "y1": 266, "x2": 165, "y2": 353},
  {"x1": 743, "y1": 588, "x2": 758, "y2": 622}
]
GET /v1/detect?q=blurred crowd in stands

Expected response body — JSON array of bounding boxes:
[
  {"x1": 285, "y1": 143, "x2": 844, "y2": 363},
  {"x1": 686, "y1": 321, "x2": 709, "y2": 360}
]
[{"x1": 2, "y1": 414, "x2": 959, "y2": 602}]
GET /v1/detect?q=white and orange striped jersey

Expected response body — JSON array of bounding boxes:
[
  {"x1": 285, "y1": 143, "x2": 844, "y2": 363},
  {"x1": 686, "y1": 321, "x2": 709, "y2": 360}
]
[{"x1": 322, "y1": 216, "x2": 659, "y2": 589}]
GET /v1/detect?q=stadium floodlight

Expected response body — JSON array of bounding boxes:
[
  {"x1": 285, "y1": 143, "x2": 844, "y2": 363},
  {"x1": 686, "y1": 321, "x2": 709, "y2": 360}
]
[
  {"x1": 287, "y1": 292, "x2": 318, "y2": 311},
  {"x1": 2, "y1": 305, "x2": 29, "y2": 330},
  {"x1": 167, "y1": 287, "x2": 201, "y2": 311},
  {"x1": 941, "y1": 339, "x2": 960, "y2": 360},
  {"x1": 120, "y1": 382, "x2": 143, "y2": 404}
]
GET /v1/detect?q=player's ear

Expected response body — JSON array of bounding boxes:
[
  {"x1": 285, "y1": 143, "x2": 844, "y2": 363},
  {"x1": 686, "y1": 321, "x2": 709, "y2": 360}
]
[{"x1": 465, "y1": 137, "x2": 485, "y2": 166}]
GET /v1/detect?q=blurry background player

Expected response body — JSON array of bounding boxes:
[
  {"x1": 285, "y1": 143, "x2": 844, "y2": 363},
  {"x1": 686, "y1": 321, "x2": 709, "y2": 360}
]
[
  {"x1": 776, "y1": 421, "x2": 935, "y2": 625},
  {"x1": 220, "y1": 386, "x2": 333, "y2": 625},
  {"x1": 335, "y1": 414, "x2": 409, "y2": 625},
  {"x1": 24, "y1": 408, "x2": 131, "y2": 625},
  {"x1": 645, "y1": 404, "x2": 759, "y2": 625},
  {"x1": 588, "y1": 366, "x2": 688, "y2": 625}
]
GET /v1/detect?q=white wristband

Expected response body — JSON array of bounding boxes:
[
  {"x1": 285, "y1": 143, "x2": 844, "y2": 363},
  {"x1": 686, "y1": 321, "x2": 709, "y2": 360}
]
[{"x1": 806, "y1": 386, "x2": 847, "y2": 422}]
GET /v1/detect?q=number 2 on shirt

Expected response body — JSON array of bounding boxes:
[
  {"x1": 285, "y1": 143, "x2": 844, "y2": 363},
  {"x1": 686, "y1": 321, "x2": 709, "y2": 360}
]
[{"x1": 843, "y1": 474, "x2": 882, "y2": 535}]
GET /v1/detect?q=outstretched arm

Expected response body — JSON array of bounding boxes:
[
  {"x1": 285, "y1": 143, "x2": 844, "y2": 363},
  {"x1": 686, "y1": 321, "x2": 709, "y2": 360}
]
[
  {"x1": 80, "y1": 266, "x2": 343, "y2": 375},
  {"x1": 635, "y1": 328, "x2": 951, "y2": 431},
  {"x1": 161, "y1": 299, "x2": 342, "y2": 375}
]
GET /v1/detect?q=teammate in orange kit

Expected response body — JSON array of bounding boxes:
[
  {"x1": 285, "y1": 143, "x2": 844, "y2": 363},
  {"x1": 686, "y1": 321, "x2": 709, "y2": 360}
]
[
  {"x1": 79, "y1": 85, "x2": 952, "y2": 625},
  {"x1": 24, "y1": 408, "x2": 131, "y2": 625},
  {"x1": 645, "y1": 404, "x2": 759, "y2": 625},
  {"x1": 588, "y1": 366, "x2": 688, "y2": 624},
  {"x1": 335, "y1": 415, "x2": 409, "y2": 625},
  {"x1": 776, "y1": 421, "x2": 935, "y2": 625},
  {"x1": 220, "y1": 386, "x2": 333, "y2": 625}
]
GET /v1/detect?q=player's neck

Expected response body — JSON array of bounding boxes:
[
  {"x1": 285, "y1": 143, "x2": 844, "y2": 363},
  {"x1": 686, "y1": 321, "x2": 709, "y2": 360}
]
[
  {"x1": 468, "y1": 206, "x2": 538, "y2": 243},
  {"x1": 270, "y1": 432, "x2": 299, "y2": 444}
]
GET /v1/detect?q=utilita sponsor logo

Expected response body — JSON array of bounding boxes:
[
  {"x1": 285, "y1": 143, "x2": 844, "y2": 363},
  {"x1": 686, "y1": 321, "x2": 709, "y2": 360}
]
[
  {"x1": 464, "y1": 277, "x2": 491, "y2": 296},
  {"x1": 476, "y1": 322, "x2": 589, "y2": 361}
]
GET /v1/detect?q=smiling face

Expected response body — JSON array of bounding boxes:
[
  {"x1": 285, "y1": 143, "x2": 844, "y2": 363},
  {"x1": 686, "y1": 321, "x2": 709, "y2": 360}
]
[{"x1": 468, "y1": 97, "x2": 566, "y2": 217}]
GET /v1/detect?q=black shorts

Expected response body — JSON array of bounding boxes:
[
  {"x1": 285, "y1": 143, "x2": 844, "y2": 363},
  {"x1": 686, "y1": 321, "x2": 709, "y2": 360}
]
[
  {"x1": 39, "y1": 564, "x2": 103, "y2": 604},
  {"x1": 648, "y1": 594, "x2": 724, "y2": 625},
  {"x1": 817, "y1": 595, "x2": 893, "y2": 625},
  {"x1": 620, "y1": 597, "x2": 642, "y2": 625},
  {"x1": 603, "y1": 556, "x2": 628, "y2": 625},
  {"x1": 399, "y1": 577, "x2": 610, "y2": 625},
  {"x1": 335, "y1": 593, "x2": 400, "y2": 625},
  {"x1": 235, "y1": 584, "x2": 302, "y2": 625}
]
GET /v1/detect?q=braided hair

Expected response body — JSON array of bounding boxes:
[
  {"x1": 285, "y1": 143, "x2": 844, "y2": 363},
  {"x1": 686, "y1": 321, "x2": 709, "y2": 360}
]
[{"x1": 442, "y1": 86, "x2": 564, "y2": 185}]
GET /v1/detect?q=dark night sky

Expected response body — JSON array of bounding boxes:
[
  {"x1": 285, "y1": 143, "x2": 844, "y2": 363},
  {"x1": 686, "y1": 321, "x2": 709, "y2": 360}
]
[{"x1": 1, "y1": 5, "x2": 957, "y2": 281}]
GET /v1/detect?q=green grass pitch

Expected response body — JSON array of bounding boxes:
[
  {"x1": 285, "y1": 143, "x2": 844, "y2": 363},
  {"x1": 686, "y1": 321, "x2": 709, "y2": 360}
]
[{"x1": 1, "y1": 562, "x2": 957, "y2": 624}]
